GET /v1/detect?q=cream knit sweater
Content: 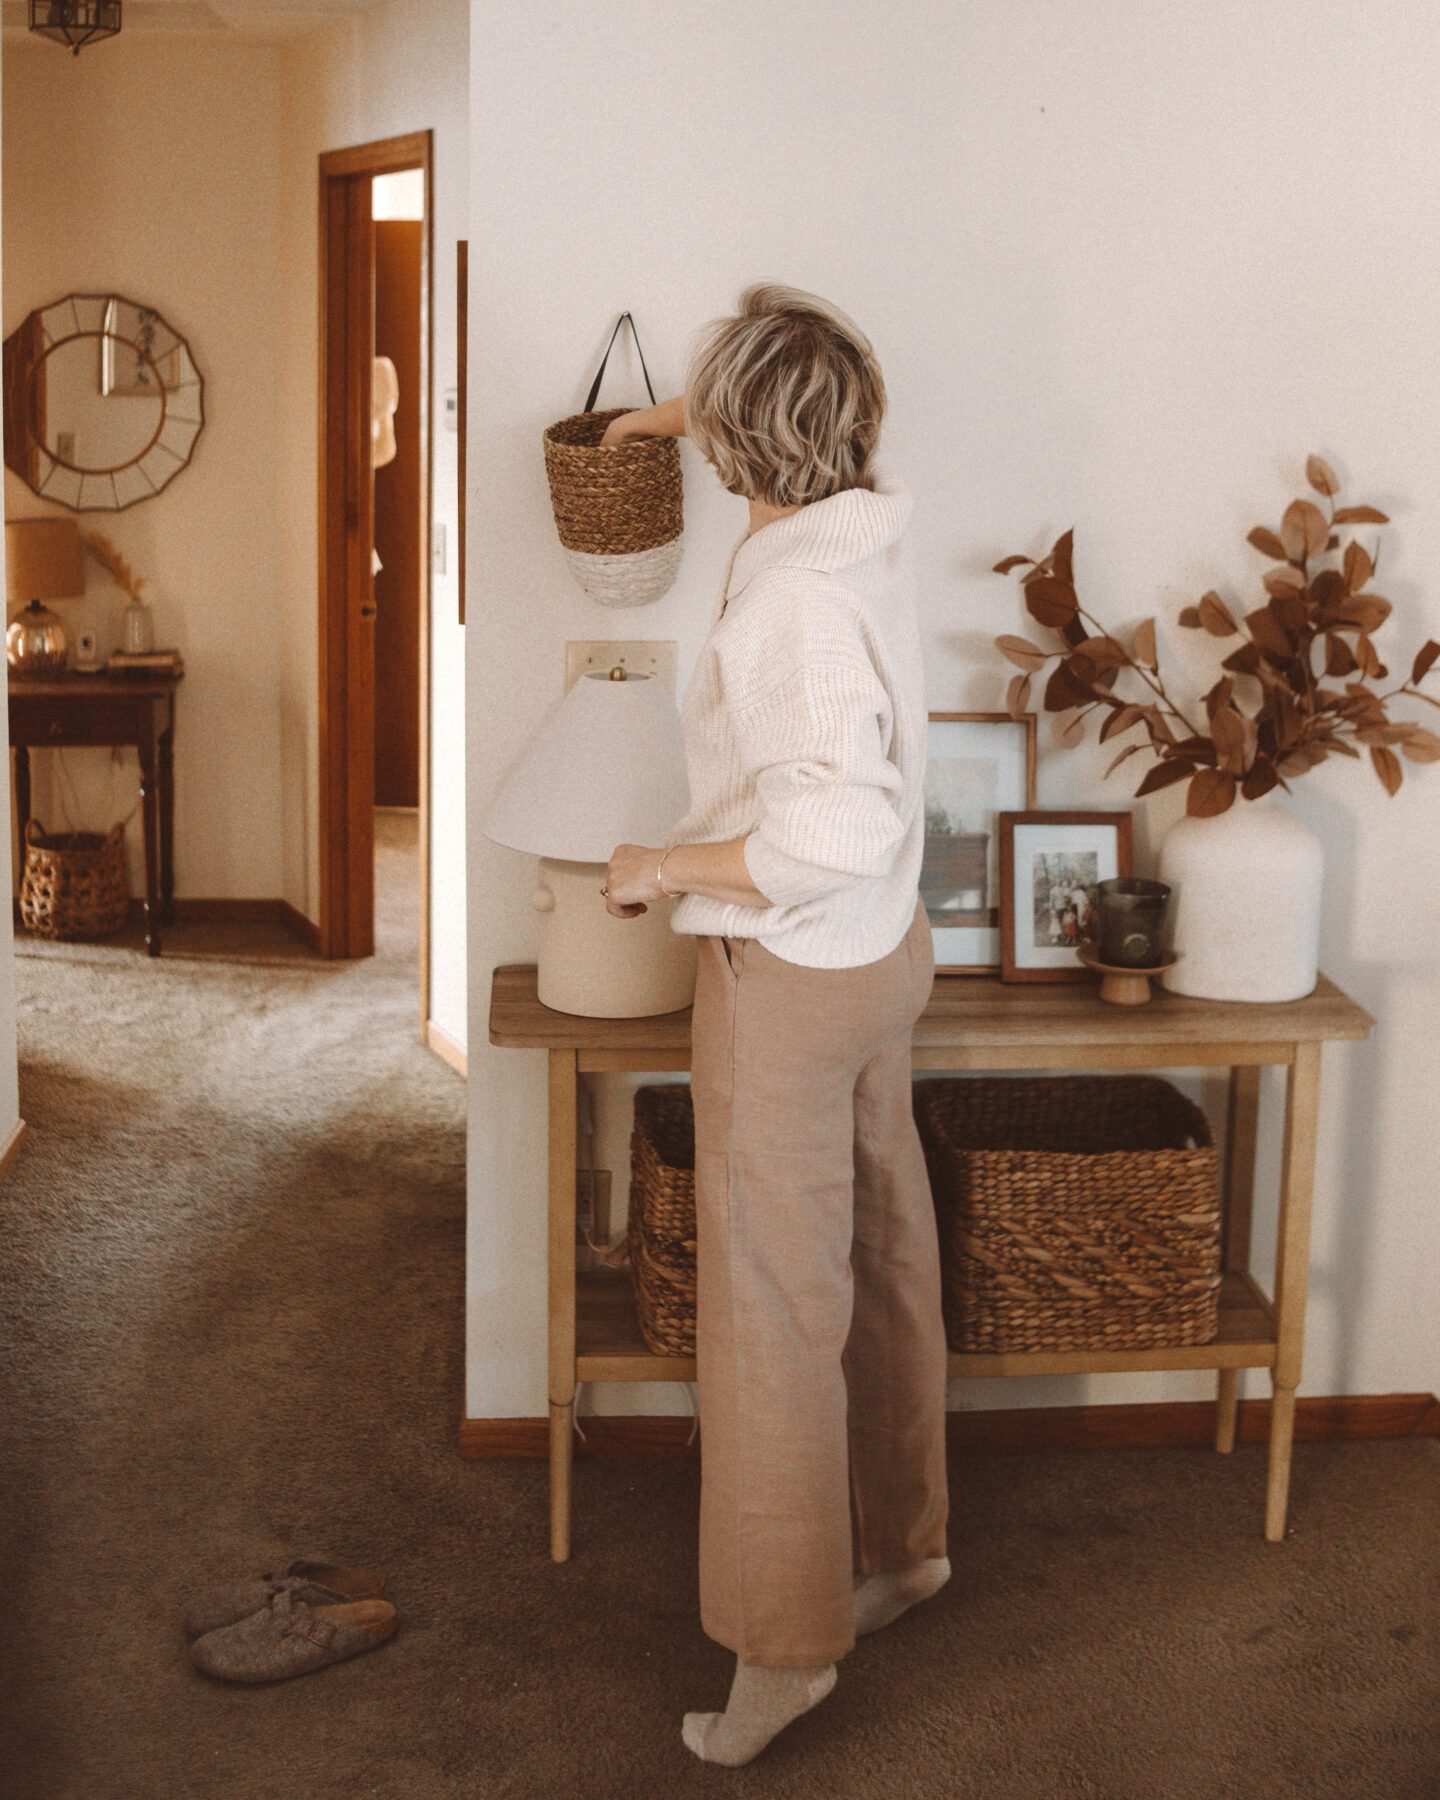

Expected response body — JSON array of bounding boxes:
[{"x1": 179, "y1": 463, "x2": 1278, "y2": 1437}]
[{"x1": 665, "y1": 472, "x2": 928, "y2": 969}]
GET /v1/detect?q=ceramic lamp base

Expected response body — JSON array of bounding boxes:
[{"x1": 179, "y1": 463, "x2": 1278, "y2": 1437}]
[{"x1": 533, "y1": 856, "x2": 696, "y2": 1018}]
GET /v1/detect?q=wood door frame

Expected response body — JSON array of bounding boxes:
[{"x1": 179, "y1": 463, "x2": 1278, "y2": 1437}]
[{"x1": 317, "y1": 130, "x2": 434, "y2": 1030}]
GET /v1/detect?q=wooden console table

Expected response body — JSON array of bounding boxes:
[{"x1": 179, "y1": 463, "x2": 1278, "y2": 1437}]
[
  {"x1": 8, "y1": 669, "x2": 181, "y2": 956},
  {"x1": 489, "y1": 965, "x2": 1373, "y2": 1561}
]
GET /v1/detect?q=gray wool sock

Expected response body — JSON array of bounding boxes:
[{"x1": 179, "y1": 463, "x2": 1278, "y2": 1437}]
[
  {"x1": 682, "y1": 1657, "x2": 838, "y2": 1766},
  {"x1": 853, "y1": 1555, "x2": 952, "y2": 1636}
]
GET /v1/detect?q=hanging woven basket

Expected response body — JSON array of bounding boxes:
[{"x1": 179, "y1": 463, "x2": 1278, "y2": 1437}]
[
  {"x1": 19, "y1": 818, "x2": 129, "y2": 941},
  {"x1": 542, "y1": 313, "x2": 683, "y2": 607}
]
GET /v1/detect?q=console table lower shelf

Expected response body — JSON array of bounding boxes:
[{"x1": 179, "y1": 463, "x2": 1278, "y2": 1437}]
[
  {"x1": 576, "y1": 1265, "x2": 1277, "y2": 1386},
  {"x1": 488, "y1": 964, "x2": 1373, "y2": 1562}
]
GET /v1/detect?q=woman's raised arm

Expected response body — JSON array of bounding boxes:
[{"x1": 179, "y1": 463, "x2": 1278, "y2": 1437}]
[{"x1": 599, "y1": 393, "x2": 687, "y2": 446}]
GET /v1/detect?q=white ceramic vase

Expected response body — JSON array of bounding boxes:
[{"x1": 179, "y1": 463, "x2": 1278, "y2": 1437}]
[{"x1": 1158, "y1": 798, "x2": 1322, "y2": 1003}]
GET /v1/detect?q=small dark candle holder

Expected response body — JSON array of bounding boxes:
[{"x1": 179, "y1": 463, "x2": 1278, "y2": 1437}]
[{"x1": 1096, "y1": 877, "x2": 1171, "y2": 968}]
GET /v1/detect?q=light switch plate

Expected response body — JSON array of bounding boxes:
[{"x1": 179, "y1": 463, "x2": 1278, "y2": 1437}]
[{"x1": 565, "y1": 639, "x2": 677, "y2": 693}]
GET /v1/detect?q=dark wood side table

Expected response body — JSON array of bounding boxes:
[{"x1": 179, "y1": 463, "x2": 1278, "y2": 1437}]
[{"x1": 8, "y1": 668, "x2": 181, "y2": 956}]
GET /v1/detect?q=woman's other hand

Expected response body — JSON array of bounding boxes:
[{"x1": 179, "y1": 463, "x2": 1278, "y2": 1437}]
[
  {"x1": 605, "y1": 843, "x2": 665, "y2": 917},
  {"x1": 606, "y1": 836, "x2": 772, "y2": 914}
]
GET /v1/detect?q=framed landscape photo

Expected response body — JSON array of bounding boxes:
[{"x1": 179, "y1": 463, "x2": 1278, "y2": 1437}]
[
  {"x1": 998, "y1": 810, "x2": 1134, "y2": 983},
  {"x1": 921, "y1": 713, "x2": 1037, "y2": 974}
]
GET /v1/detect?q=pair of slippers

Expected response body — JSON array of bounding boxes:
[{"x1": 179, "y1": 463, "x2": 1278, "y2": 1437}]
[{"x1": 186, "y1": 1558, "x2": 397, "y2": 1683}]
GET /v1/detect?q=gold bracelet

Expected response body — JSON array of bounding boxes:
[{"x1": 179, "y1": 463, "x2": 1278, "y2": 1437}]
[{"x1": 656, "y1": 845, "x2": 681, "y2": 898}]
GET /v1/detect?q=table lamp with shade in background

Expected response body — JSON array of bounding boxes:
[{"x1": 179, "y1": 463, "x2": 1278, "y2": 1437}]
[
  {"x1": 6, "y1": 518, "x2": 84, "y2": 676},
  {"x1": 483, "y1": 667, "x2": 696, "y2": 1017}
]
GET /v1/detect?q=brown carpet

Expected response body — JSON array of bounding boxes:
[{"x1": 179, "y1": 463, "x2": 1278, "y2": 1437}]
[{"x1": 1, "y1": 814, "x2": 1437, "y2": 1799}]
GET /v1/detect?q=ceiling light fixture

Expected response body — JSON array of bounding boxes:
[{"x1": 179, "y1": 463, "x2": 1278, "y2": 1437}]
[{"x1": 28, "y1": 1, "x2": 123, "y2": 55}]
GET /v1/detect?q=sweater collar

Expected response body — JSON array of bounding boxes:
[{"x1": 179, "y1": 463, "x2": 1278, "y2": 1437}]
[{"x1": 723, "y1": 468, "x2": 913, "y2": 605}]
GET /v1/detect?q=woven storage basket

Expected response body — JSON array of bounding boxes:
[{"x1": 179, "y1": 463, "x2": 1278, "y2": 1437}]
[
  {"x1": 627, "y1": 1084, "x2": 698, "y2": 1358},
  {"x1": 543, "y1": 314, "x2": 683, "y2": 607},
  {"x1": 914, "y1": 1075, "x2": 1221, "y2": 1355},
  {"x1": 19, "y1": 818, "x2": 128, "y2": 941}
]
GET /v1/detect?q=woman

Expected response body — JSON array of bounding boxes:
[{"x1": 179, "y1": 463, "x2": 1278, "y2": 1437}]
[{"x1": 602, "y1": 285, "x2": 950, "y2": 1767}]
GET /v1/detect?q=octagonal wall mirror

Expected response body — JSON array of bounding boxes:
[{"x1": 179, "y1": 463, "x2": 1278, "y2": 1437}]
[{"x1": 2, "y1": 292, "x2": 204, "y2": 512}]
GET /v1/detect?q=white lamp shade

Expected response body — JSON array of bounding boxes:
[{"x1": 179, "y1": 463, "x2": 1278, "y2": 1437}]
[{"x1": 482, "y1": 671, "x2": 690, "y2": 862}]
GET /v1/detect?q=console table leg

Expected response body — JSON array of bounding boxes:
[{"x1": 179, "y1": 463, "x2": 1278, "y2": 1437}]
[
  {"x1": 1216, "y1": 1064, "x2": 1261, "y2": 1453},
  {"x1": 1215, "y1": 1368, "x2": 1239, "y2": 1454},
  {"x1": 548, "y1": 1048, "x2": 579, "y2": 1562},
  {"x1": 1264, "y1": 1042, "x2": 1322, "y2": 1541},
  {"x1": 1266, "y1": 1384, "x2": 1299, "y2": 1541},
  {"x1": 549, "y1": 1400, "x2": 574, "y2": 1562}
]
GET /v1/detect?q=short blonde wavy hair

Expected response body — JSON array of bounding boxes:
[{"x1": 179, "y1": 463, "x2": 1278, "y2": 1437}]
[{"x1": 683, "y1": 283, "x2": 886, "y2": 509}]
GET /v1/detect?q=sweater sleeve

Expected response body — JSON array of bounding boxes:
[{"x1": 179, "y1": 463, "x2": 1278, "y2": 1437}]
[{"x1": 717, "y1": 578, "x2": 907, "y2": 908}]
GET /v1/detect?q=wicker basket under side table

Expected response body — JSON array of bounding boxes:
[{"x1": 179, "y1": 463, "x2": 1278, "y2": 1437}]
[
  {"x1": 626, "y1": 1084, "x2": 698, "y2": 1358},
  {"x1": 18, "y1": 819, "x2": 128, "y2": 941}
]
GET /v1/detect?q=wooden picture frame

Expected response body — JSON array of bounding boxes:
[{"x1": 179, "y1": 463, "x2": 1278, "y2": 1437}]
[
  {"x1": 922, "y1": 712, "x2": 1038, "y2": 975},
  {"x1": 999, "y1": 810, "x2": 1134, "y2": 983}
]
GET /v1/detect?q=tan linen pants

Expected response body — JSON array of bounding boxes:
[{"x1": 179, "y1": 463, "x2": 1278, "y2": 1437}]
[{"x1": 689, "y1": 893, "x2": 949, "y2": 1668}]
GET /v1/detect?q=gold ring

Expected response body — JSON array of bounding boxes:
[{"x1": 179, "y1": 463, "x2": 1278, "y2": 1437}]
[{"x1": 600, "y1": 885, "x2": 609, "y2": 897}]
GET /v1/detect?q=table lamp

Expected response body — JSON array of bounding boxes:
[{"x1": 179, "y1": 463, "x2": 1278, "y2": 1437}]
[
  {"x1": 6, "y1": 517, "x2": 84, "y2": 676},
  {"x1": 483, "y1": 667, "x2": 696, "y2": 1017}
]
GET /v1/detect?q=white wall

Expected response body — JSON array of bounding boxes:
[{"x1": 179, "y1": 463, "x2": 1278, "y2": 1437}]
[
  {"x1": 275, "y1": 0, "x2": 467, "y2": 1042},
  {"x1": 3, "y1": 38, "x2": 286, "y2": 899},
  {"x1": 466, "y1": 0, "x2": 1440, "y2": 1419}
]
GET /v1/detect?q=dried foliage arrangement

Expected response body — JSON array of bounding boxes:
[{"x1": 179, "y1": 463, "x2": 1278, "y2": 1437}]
[
  {"x1": 81, "y1": 531, "x2": 146, "y2": 603},
  {"x1": 992, "y1": 457, "x2": 1440, "y2": 817}
]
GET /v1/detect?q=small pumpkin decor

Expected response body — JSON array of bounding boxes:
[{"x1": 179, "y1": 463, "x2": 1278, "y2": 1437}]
[
  {"x1": 542, "y1": 313, "x2": 683, "y2": 608},
  {"x1": 992, "y1": 456, "x2": 1438, "y2": 1002}
]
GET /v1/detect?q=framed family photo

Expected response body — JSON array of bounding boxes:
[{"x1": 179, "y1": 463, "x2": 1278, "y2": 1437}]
[
  {"x1": 920, "y1": 713, "x2": 1037, "y2": 974},
  {"x1": 998, "y1": 811, "x2": 1134, "y2": 982}
]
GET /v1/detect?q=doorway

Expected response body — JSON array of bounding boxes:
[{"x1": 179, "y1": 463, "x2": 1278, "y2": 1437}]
[{"x1": 317, "y1": 131, "x2": 433, "y2": 1028}]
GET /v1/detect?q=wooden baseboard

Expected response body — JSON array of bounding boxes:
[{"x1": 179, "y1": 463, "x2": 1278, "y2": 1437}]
[
  {"x1": 0, "y1": 1117, "x2": 28, "y2": 1179},
  {"x1": 424, "y1": 1020, "x2": 466, "y2": 1076},
  {"x1": 277, "y1": 901, "x2": 322, "y2": 952},
  {"x1": 460, "y1": 1414, "x2": 699, "y2": 1459},
  {"x1": 459, "y1": 1391, "x2": 1440, "y2": 1460}
]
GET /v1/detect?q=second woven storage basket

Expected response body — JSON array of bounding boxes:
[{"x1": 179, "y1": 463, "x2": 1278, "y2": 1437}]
[
  {"x1": 914, "y1": 1076, "x2": 1222, "y2": 1355},
  {"x1": 627, "y1": 1084, "x2": 698, "y2": 1357}
]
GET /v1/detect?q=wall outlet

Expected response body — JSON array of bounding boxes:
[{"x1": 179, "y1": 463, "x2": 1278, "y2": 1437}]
[{"x1": 565, "y1": 639, "x2": 677, "y2": 693}]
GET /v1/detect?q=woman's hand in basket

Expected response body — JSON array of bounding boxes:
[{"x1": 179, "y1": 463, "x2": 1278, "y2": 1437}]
[{"x1": 600, "y1": 395, "x2": 687, "y2": 446}]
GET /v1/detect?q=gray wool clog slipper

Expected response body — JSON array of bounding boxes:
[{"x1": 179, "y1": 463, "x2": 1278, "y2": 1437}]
[
  {"x1": 190, "y1": 1587, "x2": 398, "y2": 1683},
  {"x1": 183, "y1": 1557, "x2": 386, "y2": 1640}
]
